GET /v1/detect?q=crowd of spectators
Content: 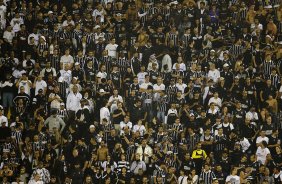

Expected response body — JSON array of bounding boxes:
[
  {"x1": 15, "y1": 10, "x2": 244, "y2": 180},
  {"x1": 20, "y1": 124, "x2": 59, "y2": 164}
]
[{"x1": 0, "y1": 0, "x2": 282, "y2": 183}]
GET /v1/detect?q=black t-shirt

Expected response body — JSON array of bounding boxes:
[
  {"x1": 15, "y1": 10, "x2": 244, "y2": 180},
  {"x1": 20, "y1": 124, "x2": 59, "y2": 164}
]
[
  {"x1": 130, "y1": 105, "x2": 145, "y2": 124},
  {"x1": 112, "y1": 109, "x2": 124, "y2": 125}
]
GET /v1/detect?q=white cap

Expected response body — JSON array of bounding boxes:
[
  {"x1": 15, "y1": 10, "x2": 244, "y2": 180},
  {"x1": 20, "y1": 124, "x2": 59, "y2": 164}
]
[
  {"x1": 89, "y1": 125, "x2": 95, "y2": 129},
  {"x1": 75, "y1": 62, "x2": 80, "y2": 65},
  {"x1": 48, "y1": 11, "x2": 53, "y2": 15},
  {"x1": 223, "y1": 63, "x2": 229, "y2": 67},
  {"x1": 210, "y1": 49, "x2": 215, "y2": 52},
  {"x1": 167, "y1": 151, "x2": 173, "y2": 155},
  {"x1": 40, "y1": 36, "x2": 46, "y2": 42},
  {"x1": 99, "y1": 89, "x2": 105, "y2": 93},
  {"x1": 58, "y1": 77, "x2": 64, "y2": 83},
  {"x1": 10, "y1": 122, "x2": 16, "y2": 127},
  {"x1": 94, "y1": 25, "x2": 101, "y2": 29},
  {"x1": 150, "y1": 54, "x2": 156, "y2": 60}
]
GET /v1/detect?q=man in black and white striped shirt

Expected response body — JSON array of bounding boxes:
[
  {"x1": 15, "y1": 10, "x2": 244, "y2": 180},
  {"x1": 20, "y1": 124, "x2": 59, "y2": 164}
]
[
  {"x1": 74, "y1": 50, "x2": 87, "y2": 69},
  {"x1": 269, "y1": 68, "x2": 280, "y2": 89},
  {"x1": 229, "y1": 38, "x2": 244, "y2": 57},
  {"x1": 213, "y1": 128, "x2": 227, "y2": 161},
  {"x1": 168, "y1": 118, "x2": 183, "y2": 143},
  {"x1": 261, "y1": 53, "x2": 276, "y2": 78},
  {"x1": 153, "y1": 163, "x2": 167, "y2": 184},
  {"x1": 199, "y1": 163, "x2": 216, "y2": 184},
  {"x1": 49, "y1": 49, "x2": 61, "y2": 72}
]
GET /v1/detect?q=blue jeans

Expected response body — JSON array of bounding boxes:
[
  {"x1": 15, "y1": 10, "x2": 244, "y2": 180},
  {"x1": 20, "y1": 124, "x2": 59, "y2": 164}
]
[
  {"x1": 157, "y1": 111, "x2": 165, "y2": 124},
  {"x1": 2, "y1": 92, "x2": 14, "y2": 108}
]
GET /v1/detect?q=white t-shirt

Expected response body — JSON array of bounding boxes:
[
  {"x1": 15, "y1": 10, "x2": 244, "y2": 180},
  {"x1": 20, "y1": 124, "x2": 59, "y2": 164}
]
[
  {"x1": 49, "y1": 93, "x2": 61, "y2": 110},
  {"x1": 172, "y1": 63, "x2": 186, "y2": 71},
  {"x1": 10, "y1": 17, "x2": 24, "y2": 32},
  {"x1": 133, "y1": 124, "x2": 146, "y2": 136},
  {"x1": 60, "y1": 55, "x2": 74, "y2": 69},
  {"x1": 62, "y1": 20, "x2": 75, "y2": 27},
  {"x1": 208, "y1": 97, "x2": 222, "y2": 107},
  {"x1": 153, "y1": 84, "x2": 165, "y2": 91},
  {"x1": 105, "y1": 43, "x2": 118, "y2": 58},
  {"x1": 274, "y1": 171, "x2": 282, "y2": 181},
  {"x1": 3, "y1": 30, "x2": 15, "y2": 43},
  {"x1": 0, "y1": 115, "x2": 8, "y2": 127},
  {"x1": 153, "y1": 83, "x2": 166, "y2": 99},
  {"x1": 23, "y1": 59, "x2": 35, "y2": 69},
  {"x1": 0, "y1": 5, "x2": 7, "y2": 21},
  {"x1": 109, "y1": 95, "x2": 123, "y2": 112},
  {"x1": 28, "y1": 33, "x2": 39, "y2": 45},
  {"x1": 225, "y1": 175, "x2": 240, "y2": 184},
  {"x1": 35, "y1": 80, "x2": 47, "y2": 95},
  {"x1": 256, "y1": 146, "x2": 270, "y2": 164},
  {"x1": 59, "y1": 70, "x2": 72, "y2": 84},
  {"x1": 178, "y1": 176, "x2": 188, "y2": 184},
  {"x1": 256, "y1": 136, "x2": 269, "y2": 144},
  {"x1": 120, "y1": 121, "x2": 133, "y2": 135},
  {"x1": 96, "y1": 71, "x2": 107, "y2": 79},
  {"x1": 140, "y1": 82, "x2": 152, "y2": 90},
  {"x1": 176, "y1": 83, "x2": 187, "y2": 94},
  {"x1": 208, "y1": 69, "x2": 220, "y2": 82},
  {"x1": 92, "y1": 9, "x2": 105, "y2": 22},
  {"x1": 137, "y1": 72, "x2": 148, "y2": 84},
  {"x1": 245, "y1": 111, "x2": 259, "y2": 121},
  {"x1": 18, "y1": 80, "x2": 32, "y2": 95}
]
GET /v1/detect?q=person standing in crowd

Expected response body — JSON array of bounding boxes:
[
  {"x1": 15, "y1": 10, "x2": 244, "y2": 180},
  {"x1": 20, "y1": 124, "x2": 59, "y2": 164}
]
[
  {"x1": 44, "y1": 110, "x2": 65, "y2": 134},
  {"x1": 66, "y1": 84, "x2": 82, "y2": 120},
  {"x1": 192, "y1": 143, "x2": 207, "y2": 175}
]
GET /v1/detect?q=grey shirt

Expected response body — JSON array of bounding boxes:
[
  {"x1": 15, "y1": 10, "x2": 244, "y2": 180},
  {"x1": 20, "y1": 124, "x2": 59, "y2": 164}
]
[{"x1": 44, "y1": 115, "x2": 66, "y2": 133}]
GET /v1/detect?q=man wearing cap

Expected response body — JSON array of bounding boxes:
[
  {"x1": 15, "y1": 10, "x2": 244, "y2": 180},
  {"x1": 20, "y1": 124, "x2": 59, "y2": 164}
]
[
  {"x1": 72, "y1": 62, "x2": 85, "y2": 82},
  {"x1": 22, "y1": 53, "x2": 35, "y2": 72},
  {"x1": 44, "y1": 10, "x2": 57, "y2": 29},
  {"x1": 57, "y1": 102, "x2": 68, "y2": 122},
  {"x1": 220, "y1": 63, "x2": 233, "y2": 88},
  {"x1": 33, "y1": 88, "x2": 46, "y2": 109},
  {"x1": 0, "y1": 106, "x2": 8, "y2": 127}
]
